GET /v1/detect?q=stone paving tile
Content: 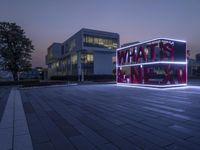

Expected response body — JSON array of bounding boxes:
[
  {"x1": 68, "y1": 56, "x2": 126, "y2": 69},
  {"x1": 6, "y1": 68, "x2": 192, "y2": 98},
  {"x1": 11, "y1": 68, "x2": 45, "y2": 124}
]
[
  {"x1": 20, "y1": 84, "x2": 200, "y2": 150},
  {"x1": 76, "y1": 115, "x2": 106, "y2": 131},
  {"x1": 28, "y1": 123, "x2": 50, "y2": 144},
  {"x1": 82, "y1": 115, "x2": 133, "y2": 138},
  {"x1": 123, "y1": 124, "x2": 173, "y2": 147},
  {"x1": 34, "y1": 142, "x2": 55, "y2": 150},
  {"x1": 69, "y1": 135, "x2": 98, "y2": 150},
  {"x1": 187, "y1": 136, "x2": 200, "y2": 145},
  {"x1": 32, "y1": 111, "x2": 75, "y2": 150},
  {"x1": 49, "y1": 112, "x2": 82, "y2": 138},
  {"x1": 14, "y1": 134, "x2": 33, "y2": 150},
  {"x1": 0, "y1": 128, "x2": 13, "y2": 150},
  {"x1": 74, "y1": 123, "x2": 108, "y2": 146},
  {"x1": 0, "y1": 87, "x2": 11, "y2": 122},
  {"x1": 23, "y1": 102, "x2": 35, "y2": 113},
  {"x1": 126, "y1": 135, "x2": 164, "y2": 150},
  {"x1": 14, "y1": 121, "x2": 29, "y2": 136},
  {"x1": 96, "y1": 128, "x2": 141, "y2": 150},
  {"x1": 97, "y1": 143, "x2": 120, "y2": 150},
  {"x1": 47, "y1": 111, "x2": 63, "y2": 121}
]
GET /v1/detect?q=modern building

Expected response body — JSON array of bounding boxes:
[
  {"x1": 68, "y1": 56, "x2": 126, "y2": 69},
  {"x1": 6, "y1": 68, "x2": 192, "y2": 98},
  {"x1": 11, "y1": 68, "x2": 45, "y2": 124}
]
[
  {"x1": 46, "y1": 28, "x2": 119, "y2": 79},
  {"x1": 46, "y1": 43, "x2": 63, "y2": 78},
  {"x1": 116, "y1": 38, "x2": 187, "y2": 87}
]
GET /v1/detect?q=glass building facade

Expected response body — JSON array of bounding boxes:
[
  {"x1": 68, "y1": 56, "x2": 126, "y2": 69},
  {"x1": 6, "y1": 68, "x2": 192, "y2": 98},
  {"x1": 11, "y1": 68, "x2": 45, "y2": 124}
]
[{"x1": 46, "y1": 28, "x2": 119, "y2": 78}]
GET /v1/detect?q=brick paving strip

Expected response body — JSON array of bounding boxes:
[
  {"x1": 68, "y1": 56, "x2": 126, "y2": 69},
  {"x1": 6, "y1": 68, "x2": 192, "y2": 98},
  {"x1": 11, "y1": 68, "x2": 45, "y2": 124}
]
[{"x1": 0, "y1": 88, "x2": 33, "y2": 150}]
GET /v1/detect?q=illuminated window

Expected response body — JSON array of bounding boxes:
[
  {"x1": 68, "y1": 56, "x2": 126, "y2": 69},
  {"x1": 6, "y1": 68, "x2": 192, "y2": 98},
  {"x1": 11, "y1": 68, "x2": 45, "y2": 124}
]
[
  {"x1": 90, "y1": 37, "x2": 94, "y2": 43},
  {"x1": 94, "y1": 38, "x2": 99, "y2": 44},
  {"x1": 56, "y1": 62, "x2": 59, "y2": 67},
  {"x1": 99, "y1": 38, "x2": 103, "y2": 45},
  {"x1": 83, "y1": 35, "x2": 118, "y2": 49},
  {"x1": 81, "y1": 53, "x2": 93, "y2": 64},
  {"x1": 71, "y1": 54, "x2": 77, "y2": 64},
  {"x1": 87, "y1": 54, "x2": 93, "y2": 63}
]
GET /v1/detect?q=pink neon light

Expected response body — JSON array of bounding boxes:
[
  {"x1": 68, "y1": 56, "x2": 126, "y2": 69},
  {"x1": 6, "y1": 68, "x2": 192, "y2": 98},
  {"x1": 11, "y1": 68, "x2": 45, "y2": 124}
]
[{"x1": 116, "y1": 38, "x2": 187, "y2": 87}]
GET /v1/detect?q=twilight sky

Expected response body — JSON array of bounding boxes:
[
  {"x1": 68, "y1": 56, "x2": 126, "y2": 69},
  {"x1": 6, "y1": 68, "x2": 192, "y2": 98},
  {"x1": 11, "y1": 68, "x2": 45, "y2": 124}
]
[{"x1": 0, "y1": 0, "x2": 200, "y2": 67}]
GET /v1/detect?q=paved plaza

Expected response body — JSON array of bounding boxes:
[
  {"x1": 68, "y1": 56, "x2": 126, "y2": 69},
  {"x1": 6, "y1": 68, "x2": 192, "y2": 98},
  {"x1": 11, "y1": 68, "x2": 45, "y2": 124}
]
[{"x1": 0, "y1": 84, "x2": 200, "y2": 150}]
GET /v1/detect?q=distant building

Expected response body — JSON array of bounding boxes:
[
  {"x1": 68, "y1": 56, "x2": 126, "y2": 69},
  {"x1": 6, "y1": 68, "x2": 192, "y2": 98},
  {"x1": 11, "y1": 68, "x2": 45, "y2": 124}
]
[
  {"x1": 195, "y1": 53, "x2": 200, "y2": 76},
  {"x1": 46, "y1": 28, "x2": 119, "y2": 79},
  {"x1": 188, "y1": 58, "x2": 197, "y2": 77},
  {"x1": 0, "y1": 70, "x2": 13, "y2": 81},
  {"x1": 188, "y1": 53, "x2": 200, "y2": 77},
  {"x1": 196, "y1": 53, "x2": 200, "y2": 62},
  {"x1": 42, "y1": 68, "x2": 48, "y2": 80},
  {"x1": 19, "y1": 67, "x2": 46, "y2": 80}
]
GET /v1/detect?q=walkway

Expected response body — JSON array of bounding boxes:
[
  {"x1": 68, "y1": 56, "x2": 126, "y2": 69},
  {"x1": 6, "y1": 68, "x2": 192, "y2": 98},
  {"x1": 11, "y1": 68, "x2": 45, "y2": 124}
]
[{"x1": 0, "y1": 88, "x2": 32, "y2": 150}]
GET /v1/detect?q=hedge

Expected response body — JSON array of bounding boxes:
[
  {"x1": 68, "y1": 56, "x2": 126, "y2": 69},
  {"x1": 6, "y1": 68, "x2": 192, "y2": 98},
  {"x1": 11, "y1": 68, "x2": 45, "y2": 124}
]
[
  {"x1": 51, "y1": 75, "x2": 115, "y2": 81},
  {"x1": 0, "y1": 80, "x2": 40, "y2": 86}
]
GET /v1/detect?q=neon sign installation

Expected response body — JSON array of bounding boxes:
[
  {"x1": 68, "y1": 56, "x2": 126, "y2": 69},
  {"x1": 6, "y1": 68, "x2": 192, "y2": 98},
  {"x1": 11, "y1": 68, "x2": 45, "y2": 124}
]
[{"x1": 116, "y1": 38, "x2": 187, "y2": 87}]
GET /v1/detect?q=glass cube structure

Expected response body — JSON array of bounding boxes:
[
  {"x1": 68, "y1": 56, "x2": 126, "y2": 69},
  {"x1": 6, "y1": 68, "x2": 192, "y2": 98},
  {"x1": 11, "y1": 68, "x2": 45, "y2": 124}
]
[{"x1": 116, "y1": 38, "x2": 187, "y2": 87}]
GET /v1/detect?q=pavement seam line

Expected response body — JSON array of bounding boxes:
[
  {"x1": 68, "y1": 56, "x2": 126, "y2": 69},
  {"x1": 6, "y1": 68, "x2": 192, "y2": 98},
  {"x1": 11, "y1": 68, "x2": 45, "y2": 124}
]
[{"x1": 12, "y1": 88, "x2": 16, "y2": 150}]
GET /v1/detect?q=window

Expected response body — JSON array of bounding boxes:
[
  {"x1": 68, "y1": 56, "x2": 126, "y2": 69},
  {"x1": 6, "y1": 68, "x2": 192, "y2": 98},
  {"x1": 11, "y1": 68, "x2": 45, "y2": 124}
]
[
  {"x1": 81, "y1": 53, "x2": 94, "y2": 75},
  {"x1": 81, "y1": 53, "x2": 93, "y2": 64},
  {"x1": 83, "y1": 35, "x2": 118, "y2": 49},
  {"x1": 69, "y1": 39, "x2": 76, "y2": 51},
  {"x1": 94, "y1": 38, "x2": 99, "y2": 44},
  {"x1": 86, "y1": 54, "x2": 93, "y2": 63},
  {"x1": 71, "y1": 54, "x2": 77, "y2": 64},
  {"x1": 71, "y1": 54, "x2": 78, "y2": 75}
]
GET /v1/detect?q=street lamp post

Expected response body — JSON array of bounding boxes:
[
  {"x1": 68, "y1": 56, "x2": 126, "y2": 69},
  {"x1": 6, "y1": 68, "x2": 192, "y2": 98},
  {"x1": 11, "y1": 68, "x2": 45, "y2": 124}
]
[
  {"x1": 81, "y1": 70, "x2": 84, "y2": 82},
  {"x1": 79, "y1": 54, "x2": 85, "y2": 82}
]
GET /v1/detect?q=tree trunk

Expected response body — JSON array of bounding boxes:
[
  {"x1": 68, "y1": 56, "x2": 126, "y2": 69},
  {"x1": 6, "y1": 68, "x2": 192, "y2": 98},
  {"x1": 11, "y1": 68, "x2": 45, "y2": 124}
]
[{"x1": 12, "y1": 71, "x2": 18, "y2": 81}]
